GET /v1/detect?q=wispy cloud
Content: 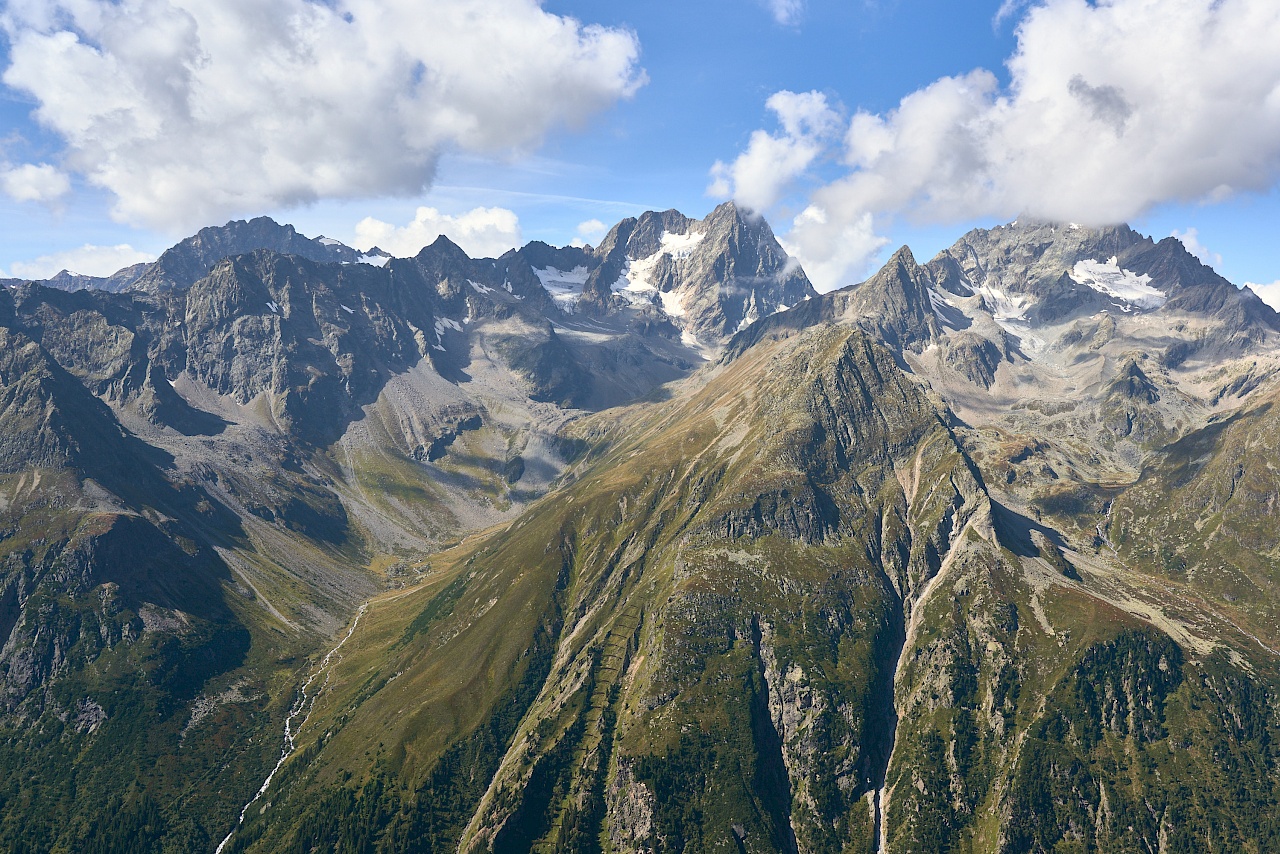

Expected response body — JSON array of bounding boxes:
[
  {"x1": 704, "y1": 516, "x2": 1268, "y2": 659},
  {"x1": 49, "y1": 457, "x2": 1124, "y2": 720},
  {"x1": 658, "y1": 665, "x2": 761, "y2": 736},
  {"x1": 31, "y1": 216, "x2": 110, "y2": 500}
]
[
  {"x1": 1172, "y1": 228, "x2": 1223, "y2": 269},
  {"x1": 993, "y1": 0, "x2": 1031, "y2": 30},
  {"x1": 0, "y1": 162, "x2": 70, "y2": 203},
  {"x1": 571, "y1": 218, "x2": 609, "y2": 247},
  {"x1": 764, "y1": 0, "x2": 805, "y2": 27},
  {"x1": 709, "y1": 90, "x2": 839, "y2": 212}
]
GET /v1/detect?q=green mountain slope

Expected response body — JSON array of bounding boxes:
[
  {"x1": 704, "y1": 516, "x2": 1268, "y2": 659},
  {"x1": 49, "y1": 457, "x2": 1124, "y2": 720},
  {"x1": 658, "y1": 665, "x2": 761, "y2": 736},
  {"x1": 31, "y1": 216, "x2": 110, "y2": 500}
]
[{"x1": 4, "y1": 213, "x2": 1280, "y2": 852}]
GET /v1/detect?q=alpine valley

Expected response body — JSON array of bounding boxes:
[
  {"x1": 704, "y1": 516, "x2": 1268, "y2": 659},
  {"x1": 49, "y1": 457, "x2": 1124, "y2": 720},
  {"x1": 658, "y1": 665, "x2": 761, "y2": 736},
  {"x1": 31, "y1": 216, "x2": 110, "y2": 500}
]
[{"x1": 3, "y1": 201, "x2": 1280, "y2": 853}]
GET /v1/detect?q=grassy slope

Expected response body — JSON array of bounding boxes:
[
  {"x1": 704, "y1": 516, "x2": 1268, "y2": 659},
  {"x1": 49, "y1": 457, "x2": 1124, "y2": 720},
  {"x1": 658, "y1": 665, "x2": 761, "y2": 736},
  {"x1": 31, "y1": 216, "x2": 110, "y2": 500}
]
[
  {"x1": 0, "y1": 329, "x2": 383, "y2": 852},
  {"x1": 233, "y1": 323, "x2": 1280, "y2": 854},
  {"x1": 229, "y1": 326, "x2": 995, "y2": 852}
]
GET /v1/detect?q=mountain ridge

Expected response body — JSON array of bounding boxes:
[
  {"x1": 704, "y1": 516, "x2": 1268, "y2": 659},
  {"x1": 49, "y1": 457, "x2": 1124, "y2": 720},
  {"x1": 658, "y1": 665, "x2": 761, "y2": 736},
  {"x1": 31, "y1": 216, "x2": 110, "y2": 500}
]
[{"x1": 4, "y1": 208, "x2": 1280, "y2": 851}]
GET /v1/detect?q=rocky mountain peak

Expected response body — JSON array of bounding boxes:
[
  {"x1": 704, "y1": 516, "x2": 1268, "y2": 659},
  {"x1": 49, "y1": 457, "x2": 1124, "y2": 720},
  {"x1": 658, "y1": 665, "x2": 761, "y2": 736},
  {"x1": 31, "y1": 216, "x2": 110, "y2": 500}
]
[
  {"x1": 941, "y1": 220, "x2": 1148, "y2": 302},
  {"x1": 834, "y1": 244, "x2": 943, "y2": 351},
  {"x1": 575, "y1": 203, "x2": 816, "y2": 349},
  {"x1": 7, "y1": 196, "x2": 1280, "y2": 854},
  {"x1": 131, "y1": 216, "x2": 370, "y2": 294}
]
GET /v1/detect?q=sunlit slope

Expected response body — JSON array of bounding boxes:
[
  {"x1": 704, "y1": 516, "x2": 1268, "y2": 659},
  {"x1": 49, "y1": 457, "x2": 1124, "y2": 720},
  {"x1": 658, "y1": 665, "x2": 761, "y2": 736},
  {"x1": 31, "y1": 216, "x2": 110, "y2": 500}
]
[
  {"x1": 225, "y1": 324, "x2": 986, "y2": 851},
  {"x1": 231, "y1": 321, "x2": 1280, "y2": 854},
  {"x1": 1111, "y1": 379, "x2": 1280, "y2": 651},
  {"x1": 0, "y1": 327, "x2": 329, "y2": 851}
]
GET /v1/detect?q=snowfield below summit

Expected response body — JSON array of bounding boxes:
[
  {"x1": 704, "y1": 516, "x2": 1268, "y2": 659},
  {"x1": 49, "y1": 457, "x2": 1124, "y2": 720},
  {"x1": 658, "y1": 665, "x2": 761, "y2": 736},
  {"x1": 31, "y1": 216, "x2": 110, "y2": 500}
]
[
  {"x1": 611, "y1": 229, "x2": 708, "y2": 309},
  {"x1": 1070, "y1": 257, "x2": 1167, "y2": 310},
  {"x1": 534, "y1": 265, "x2": 590, "y2": 313}
]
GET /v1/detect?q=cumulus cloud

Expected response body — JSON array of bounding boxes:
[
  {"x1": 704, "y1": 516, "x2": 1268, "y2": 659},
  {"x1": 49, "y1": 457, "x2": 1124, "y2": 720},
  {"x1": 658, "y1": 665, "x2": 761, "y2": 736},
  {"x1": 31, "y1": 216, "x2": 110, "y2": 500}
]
[
  {"x1": 764, "y1": 0, "x2": 804, "y2": 27},
  {"x1": 354, "y1": 206, "x2": 522, "y2": 259},
  {"x1": 1246, "y1": 280, "x2": 1280, "y2": 311},
  {"x1": 1172, "y1": 228, "x2": 1223, "y2": 269},
  {"x1": 570, "y1": 218, "x2": 608, "y2": 247},
  {"x1": 718, "y1": 0, "x2": 1280, "y2": 291},
  {"x1": 577, "y1": 219, "x2": 608, "y2": 239},
  {"x1": 709, "y1": 90, "x2": 839, "y2": 213},
  {"x1": 781, "y1": 208, "x2": 887, "y2": 295},
  {"x1": 0, "y1": 0, "x2": 644, "y2": 232},
  {"x1": 3, "y1": 243, "x2": 154, "y2": 279},
  {"x1": 0, "y1": 162, "x2": 70, "y2": 203}
]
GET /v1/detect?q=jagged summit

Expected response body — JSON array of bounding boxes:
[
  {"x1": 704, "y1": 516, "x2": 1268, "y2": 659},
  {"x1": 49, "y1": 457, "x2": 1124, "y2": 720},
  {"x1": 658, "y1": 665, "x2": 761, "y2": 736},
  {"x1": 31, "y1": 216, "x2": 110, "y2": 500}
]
[
  {"x1": 568, "y1": 200, "x2": 818, "y2": 348},
  {"x1": 22, "y1": 204, "x2": 813, "y2": 354},
  {"x1": 927, "y1": 219, "x2": 1277, "y2": 329},
  {"x1": 132, "y1": 216, "x2": 389, "y2": 293}
]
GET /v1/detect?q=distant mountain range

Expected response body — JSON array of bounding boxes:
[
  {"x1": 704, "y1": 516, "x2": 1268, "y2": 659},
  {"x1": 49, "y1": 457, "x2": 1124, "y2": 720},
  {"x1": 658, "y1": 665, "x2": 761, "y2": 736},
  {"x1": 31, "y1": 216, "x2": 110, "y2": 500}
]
[{"x1": 2, "y1": 204, "x2": 1280, "y2": 853}]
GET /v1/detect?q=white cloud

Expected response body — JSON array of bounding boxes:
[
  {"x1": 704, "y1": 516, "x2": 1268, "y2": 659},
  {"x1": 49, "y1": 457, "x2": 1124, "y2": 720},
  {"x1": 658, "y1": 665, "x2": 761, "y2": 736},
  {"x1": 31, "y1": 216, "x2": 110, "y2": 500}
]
[
  {"x1": 3, "y1": 243, "x2": 154, "y2": 279},
  {"x1": 1172, "y1": 228, "x2": 1223, "y2": 269},
  {"x1": 709, "y1": 90, "x2": 839, "y2": 213},
  {"x1": 782, "y1": 208, "x2": 888, "y2": 294},
  {"x1": 570, "y1": 218, "x2": 608, "y2": 247},
  {"x1": 0, "y1": 162, "x2": 70, "y2": 203},
  {"x1": 354, "y1": 206, "x2": 522, "y2": 259},
  {"x1": 0, "y1": 0, "x2": 644, "y2": 232},
  {"x1": 993, "y1": 0, "x2": 1031, "y2": 29},
  {"x1": 576, "y1": 219, "x2": 607, "y2": 239},
  {"x1": 764, "y1": 0, "x2": 804, "y2": 26},
  {"x1": 1246, "y1": 280, "x2": 1280, "y2": 311},
  {"x1": 719, "y1": 0, "x2": 1280, "y2": 290}
]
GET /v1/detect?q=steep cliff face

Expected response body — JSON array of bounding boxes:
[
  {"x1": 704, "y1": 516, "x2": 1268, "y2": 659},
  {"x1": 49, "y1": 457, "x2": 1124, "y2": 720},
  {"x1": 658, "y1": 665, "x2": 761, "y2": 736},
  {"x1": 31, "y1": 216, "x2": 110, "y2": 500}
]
[
  {"x1": 132, "y1": 216, "x2": 381, "y2": 293},
  {"x1": 203, "y1": 219, "x2": 1280, "y2": 854},
  {"x1": 0, "y1": 327, "x2": 303, "y2": 850},
  {"x1": 0, "y1": 206, "x2": 814, "y2": 851},
  {"x1": 579, "y1": 201, "x2": 817, "y2": 348}
]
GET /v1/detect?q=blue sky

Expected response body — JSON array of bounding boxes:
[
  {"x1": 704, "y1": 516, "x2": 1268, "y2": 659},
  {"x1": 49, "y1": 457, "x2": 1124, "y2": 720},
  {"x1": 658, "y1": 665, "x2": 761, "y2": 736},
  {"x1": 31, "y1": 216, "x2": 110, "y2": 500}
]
[{"x1": 1, "y1": 0, "x2": 1278, "y2": 296}]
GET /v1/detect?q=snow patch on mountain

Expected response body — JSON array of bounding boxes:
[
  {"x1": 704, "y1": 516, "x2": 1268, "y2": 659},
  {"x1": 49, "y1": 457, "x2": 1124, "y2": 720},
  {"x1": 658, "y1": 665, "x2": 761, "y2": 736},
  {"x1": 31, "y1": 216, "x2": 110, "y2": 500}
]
[
  {"x1": 660, "y1": 290, "x2": 688, "y2": 318},
  {"x1": 535, "y1": 265, "x2": 590, "y2": 313},
  {"x1": 611, "y1": 230, "x2": 708, "y2": 310},
  {"x1": 1070, "y1": 258, "x2": 1166, "y2": 310},
  {"x1": 976, "y1": 284, "x2": 1035, "y2": 322},
  {"x1": 655, "y1": 229, "x2": 705, "y2": 258},
  {"x1": 358, "y1": 253, "x2": 390, "y2": 267},
  {"x1": 614, "y1": 255, "x2": 660, "y2": 304}
]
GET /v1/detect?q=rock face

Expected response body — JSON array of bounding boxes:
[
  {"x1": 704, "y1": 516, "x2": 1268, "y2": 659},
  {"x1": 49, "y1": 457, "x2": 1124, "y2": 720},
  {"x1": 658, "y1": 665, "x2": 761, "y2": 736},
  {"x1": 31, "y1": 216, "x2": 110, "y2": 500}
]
[
  {"x1": 579, "y1": 201, "x2": 817, "y2": 346},
  {"x1": 223, "y1": 323, "x2": 997, "y2": 854},
  {"x1": 6, "y1": 212, "x2": 1280, "y2": 853},
  {"x1": 132, "y1": 216, "x2": 384, "y2": 293}
]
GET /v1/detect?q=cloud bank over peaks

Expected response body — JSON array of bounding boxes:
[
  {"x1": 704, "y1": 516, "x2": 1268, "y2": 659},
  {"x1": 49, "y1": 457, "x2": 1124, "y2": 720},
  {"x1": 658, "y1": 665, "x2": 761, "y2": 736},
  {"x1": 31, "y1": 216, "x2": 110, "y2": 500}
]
[
  {"x1": 709, "y1": 90, "x2": 840, "y2": 214},
  {"x1": 2, "y1": 243, "x2": 155, "y2": 280},
  {"x1": 354, "y1": 206, "x2": 523, "y2": 260},
  {"x1": 715, "y1": 0, "x2": 1280, "y2": 291},
  {"x1": 0, "y1": 0, "x2": 645, "y2": 232}
]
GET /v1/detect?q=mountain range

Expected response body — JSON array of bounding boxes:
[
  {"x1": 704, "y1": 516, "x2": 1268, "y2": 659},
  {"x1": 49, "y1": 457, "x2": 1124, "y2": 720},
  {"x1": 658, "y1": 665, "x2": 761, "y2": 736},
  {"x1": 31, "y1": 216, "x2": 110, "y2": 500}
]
[{"x1": 2, "y1": 202, "x2": 1279, "y2": 852}]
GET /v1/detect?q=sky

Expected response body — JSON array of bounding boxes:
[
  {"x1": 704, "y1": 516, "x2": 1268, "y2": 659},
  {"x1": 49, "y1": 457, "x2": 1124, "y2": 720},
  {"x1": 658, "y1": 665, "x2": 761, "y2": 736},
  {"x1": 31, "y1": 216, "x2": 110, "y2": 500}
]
[{"x1": 1, "y1": 0, "x2": 1279, "y2": 302}]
